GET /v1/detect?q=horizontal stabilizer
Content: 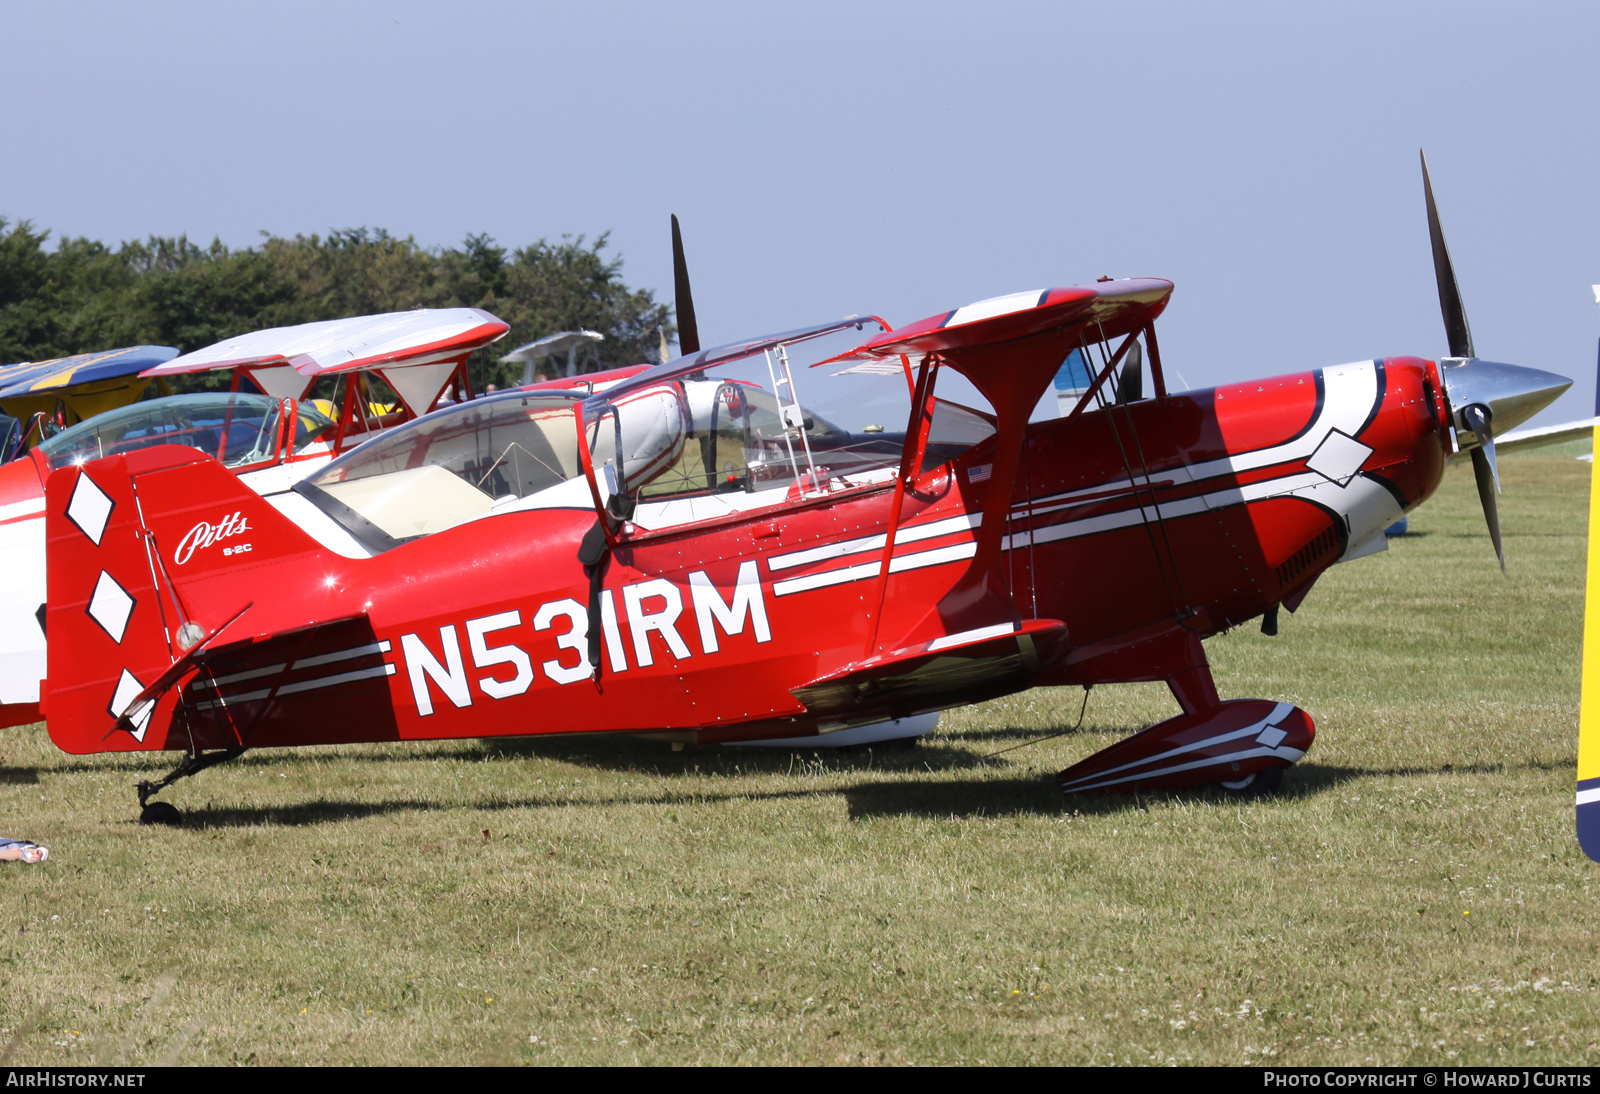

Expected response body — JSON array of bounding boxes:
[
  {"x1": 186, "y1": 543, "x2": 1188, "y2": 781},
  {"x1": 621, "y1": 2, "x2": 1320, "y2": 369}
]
[
  {"x1": 792, "y1": 619, "x2": 1067, "y2": 719},
  {"x1": 149, "y1": 613, "x2": 401, "y2": 751}
]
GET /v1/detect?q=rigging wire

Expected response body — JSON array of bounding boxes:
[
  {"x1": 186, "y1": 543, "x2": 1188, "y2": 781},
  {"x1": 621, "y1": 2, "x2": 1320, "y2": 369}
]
[
  {"x1": 1091, "y1": 321, "x2": 1190, "y2": 613},
  {"x1": 984, "y1": 685, "x2": 1092, "y2": 758}
]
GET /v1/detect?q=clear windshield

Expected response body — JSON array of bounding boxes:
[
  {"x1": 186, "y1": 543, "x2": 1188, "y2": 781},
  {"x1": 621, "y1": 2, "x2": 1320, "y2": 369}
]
[
  {"x1": 921, "y1": 396, "x2": 997, "y2": 472},
  {"x1": 585, "y1": 324, "x2": 914, "y2": 509},
  {"x1": 36, "y1": 393, "x2": 334, "y2": 469},
  {"x1": 301, "y1": 392, "x2": 584, "y2": 542},
  {"x1": 0, "y1": 415, "x2": 19, "y2": 463}
]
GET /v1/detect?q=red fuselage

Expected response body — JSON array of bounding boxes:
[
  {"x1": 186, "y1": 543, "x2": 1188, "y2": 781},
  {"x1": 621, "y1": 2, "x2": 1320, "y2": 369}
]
[{"x1": 43, "y1": 353, "x2": 1450, "y2": 755}]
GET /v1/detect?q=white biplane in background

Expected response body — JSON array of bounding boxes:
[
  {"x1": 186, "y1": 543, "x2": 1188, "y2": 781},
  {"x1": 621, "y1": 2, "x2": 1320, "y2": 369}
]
[{"x1": 0, "y1": 308, "x2": 509, "y2": 727}]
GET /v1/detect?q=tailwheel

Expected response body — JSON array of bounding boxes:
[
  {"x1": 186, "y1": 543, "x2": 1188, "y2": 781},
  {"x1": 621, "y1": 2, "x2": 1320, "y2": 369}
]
[
  {"x1": 135, "y1": 746, "x2": 246, "y2": 824},
  {"x1": 139, "y1": 801, "x2": 183, "y2": 827}
]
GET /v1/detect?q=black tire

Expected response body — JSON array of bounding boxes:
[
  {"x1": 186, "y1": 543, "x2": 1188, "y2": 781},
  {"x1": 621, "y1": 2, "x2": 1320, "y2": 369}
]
[
  {"x1": 1219, "y1": 765, "x2": 1284, "y2": 797},
  {"x1": 139, "y1": 801, "x2": 183, "y2": 827}
]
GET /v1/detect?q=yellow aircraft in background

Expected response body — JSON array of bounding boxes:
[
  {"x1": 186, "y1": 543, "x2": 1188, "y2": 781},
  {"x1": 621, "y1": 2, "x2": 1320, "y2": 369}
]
[{"x1": 0, "y1": 345, "x2": 179, "y2": 459}]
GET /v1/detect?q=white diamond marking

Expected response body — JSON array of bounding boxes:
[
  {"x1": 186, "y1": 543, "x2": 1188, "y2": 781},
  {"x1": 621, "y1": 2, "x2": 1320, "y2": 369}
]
[
  {"x1": 108, "y1": 668, "x2": 151, "y2": 740},
  {"x1": 87, "y1": 571, "x2": 134, "y2": 643},
  {"x1": 1305, "y1": 429, "x2": 1373, "y2": 487},
  {"x1": 1255, "y1": 724, "x2": 1288, "y2": 748},
  {"x1": 66, "y1": 473, "x2": 114, "y2": 545}
]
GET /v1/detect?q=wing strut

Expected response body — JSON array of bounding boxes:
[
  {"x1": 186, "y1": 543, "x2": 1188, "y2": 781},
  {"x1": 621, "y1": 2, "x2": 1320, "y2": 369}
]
[
  {"x1": 1066, "y1": 330, "x2": 1142, "y2": 418},
  {"x1": 863, "y1": 354, "x2": 938, "y2": 659}
]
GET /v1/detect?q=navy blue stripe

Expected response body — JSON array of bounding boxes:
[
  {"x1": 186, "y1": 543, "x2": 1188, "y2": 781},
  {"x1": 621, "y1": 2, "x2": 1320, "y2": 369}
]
[
  {"x1": 1279, "y1": 371, "x2": 1327, "y2": 447},
  {"x1": 1355, "y1": 359, "x2": 1387, "y2": 438},
  {"x1": 1359, "y1": 471, "x2": 1409, "y2": 513},
  {"x1": 1578, "y1": 800, "x2": 1600, "y2": 863}
]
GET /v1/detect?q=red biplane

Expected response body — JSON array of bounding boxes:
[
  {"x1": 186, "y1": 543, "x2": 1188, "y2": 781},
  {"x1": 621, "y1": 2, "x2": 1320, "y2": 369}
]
[{"x1": 35, "y1": 157, "x2": 1574, "y2": 824}]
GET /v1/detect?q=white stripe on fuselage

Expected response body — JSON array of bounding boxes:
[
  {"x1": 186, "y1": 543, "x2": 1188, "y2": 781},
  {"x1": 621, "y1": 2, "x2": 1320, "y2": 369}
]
[
  {"x1": 1020, "y1": 362, "x2": 1379, "y2": 514},
  {"x1": 770, "y1": 540, "x2": 980, "y2": 597},
  {"x1": 1006, "y1": 361, "x2": 1399, "y2": 557},
  {"x1": 768, "y1": 362, "x2": 1397, "y2": 596},
  {"x1": 767, "y1": 513, "x2": 981, "y2": 572}
]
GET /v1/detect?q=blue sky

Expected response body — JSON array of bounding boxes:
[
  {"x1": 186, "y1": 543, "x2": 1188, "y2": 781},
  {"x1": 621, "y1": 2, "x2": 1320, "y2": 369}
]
[{"x1": 3, "y1": 1, "x2": 1597, "y2": 421}]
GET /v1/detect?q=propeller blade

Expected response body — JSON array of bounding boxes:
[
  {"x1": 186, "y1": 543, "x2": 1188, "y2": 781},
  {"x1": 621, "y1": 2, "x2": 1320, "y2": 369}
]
[
  {"x1": 1421, "y1": 150, "x2": 1476, "y2": 359},
  {"x1": 671, "y1": 214, "x2": 700, "y2": 356},
  {"x1": 1480, "y1": 431, "x2": 1500, "y2": 492},
  {"x1": 1117, "y1": 340, "x2": 1143, "y2": 403},
  {"x1": 1470, "y1": 443, "x2": 1505, "y2": 573},
  {"x1": 1459, "y1": 402, "x2": 1500, "y2": 492}
]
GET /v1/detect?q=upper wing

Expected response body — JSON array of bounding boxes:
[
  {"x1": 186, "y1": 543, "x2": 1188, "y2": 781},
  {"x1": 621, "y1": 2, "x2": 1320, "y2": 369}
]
[
  {"x1": 141, "y1": 308, "x2": 510, "y2": 412},
  {"x1": 142, "y1": 309, "x2": 508, "y2": 377},
  {"x1": 817, "y1": 280, "x2": 1172, "y2": 368},
  {"x1": 0, "y1": 345, "x2": 178, "y2": 401}
]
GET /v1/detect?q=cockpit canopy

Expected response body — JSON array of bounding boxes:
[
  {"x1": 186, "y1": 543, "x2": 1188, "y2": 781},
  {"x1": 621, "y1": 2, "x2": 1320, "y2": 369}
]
[
  {"x1": 302, "y1": 393, "x2": 588, "y2": 542},
  {"x1": 36, "y1": 392, "x2": 334, "y2": 469},
  {"x1": 295, "y1": 316, "x2": 1003, "y2": 551}
]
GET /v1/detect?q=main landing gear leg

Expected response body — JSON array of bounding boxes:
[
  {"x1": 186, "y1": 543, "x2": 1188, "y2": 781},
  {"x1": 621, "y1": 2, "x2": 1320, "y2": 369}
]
[
  {"x1": 1165, "y1": 651, "x2": 1288, "y2": 795},
  {"x1": 1167, "y1": 658, "x2": 1222, "y2": 717},
  {"x1": 137, "y1": 748, "x2": 246, "y2": 826}
]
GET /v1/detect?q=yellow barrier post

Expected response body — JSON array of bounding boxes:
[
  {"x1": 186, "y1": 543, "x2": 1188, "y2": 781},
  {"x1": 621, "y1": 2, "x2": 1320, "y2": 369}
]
[{"x1": 1577, "y1": 335, "x2": 1600, "y2": 860}]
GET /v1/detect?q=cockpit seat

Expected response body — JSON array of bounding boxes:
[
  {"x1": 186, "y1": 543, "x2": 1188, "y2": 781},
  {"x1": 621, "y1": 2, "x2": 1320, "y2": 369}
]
[
  {"x1": 188, "y1": 427, "x2": 223, "y2": 458},
  {"x1": 319, "y1": 464, "x2": 495, "y2": 540}
]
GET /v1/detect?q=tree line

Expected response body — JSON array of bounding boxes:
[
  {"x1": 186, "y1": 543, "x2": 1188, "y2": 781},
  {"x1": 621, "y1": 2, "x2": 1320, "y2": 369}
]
[{"x1": 0, "y1": 218, "x2": 674, "y2": 392}]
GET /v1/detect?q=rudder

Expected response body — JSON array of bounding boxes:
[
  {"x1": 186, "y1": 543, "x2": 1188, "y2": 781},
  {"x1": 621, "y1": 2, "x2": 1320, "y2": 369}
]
[{"x1": 45, "y1": 444, "x2": 331, "y2": 753}]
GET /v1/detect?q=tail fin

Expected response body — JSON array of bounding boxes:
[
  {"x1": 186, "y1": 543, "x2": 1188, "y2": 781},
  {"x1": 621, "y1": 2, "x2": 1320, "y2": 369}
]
[{"x1": 45, "y1": 445, "x2": 331, "y2": 754}]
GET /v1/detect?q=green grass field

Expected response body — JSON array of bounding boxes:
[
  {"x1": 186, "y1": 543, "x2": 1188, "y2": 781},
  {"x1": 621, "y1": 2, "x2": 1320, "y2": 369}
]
[{"x1": 1, "y1": 444, "x2": 1595, "y2": 1066}]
